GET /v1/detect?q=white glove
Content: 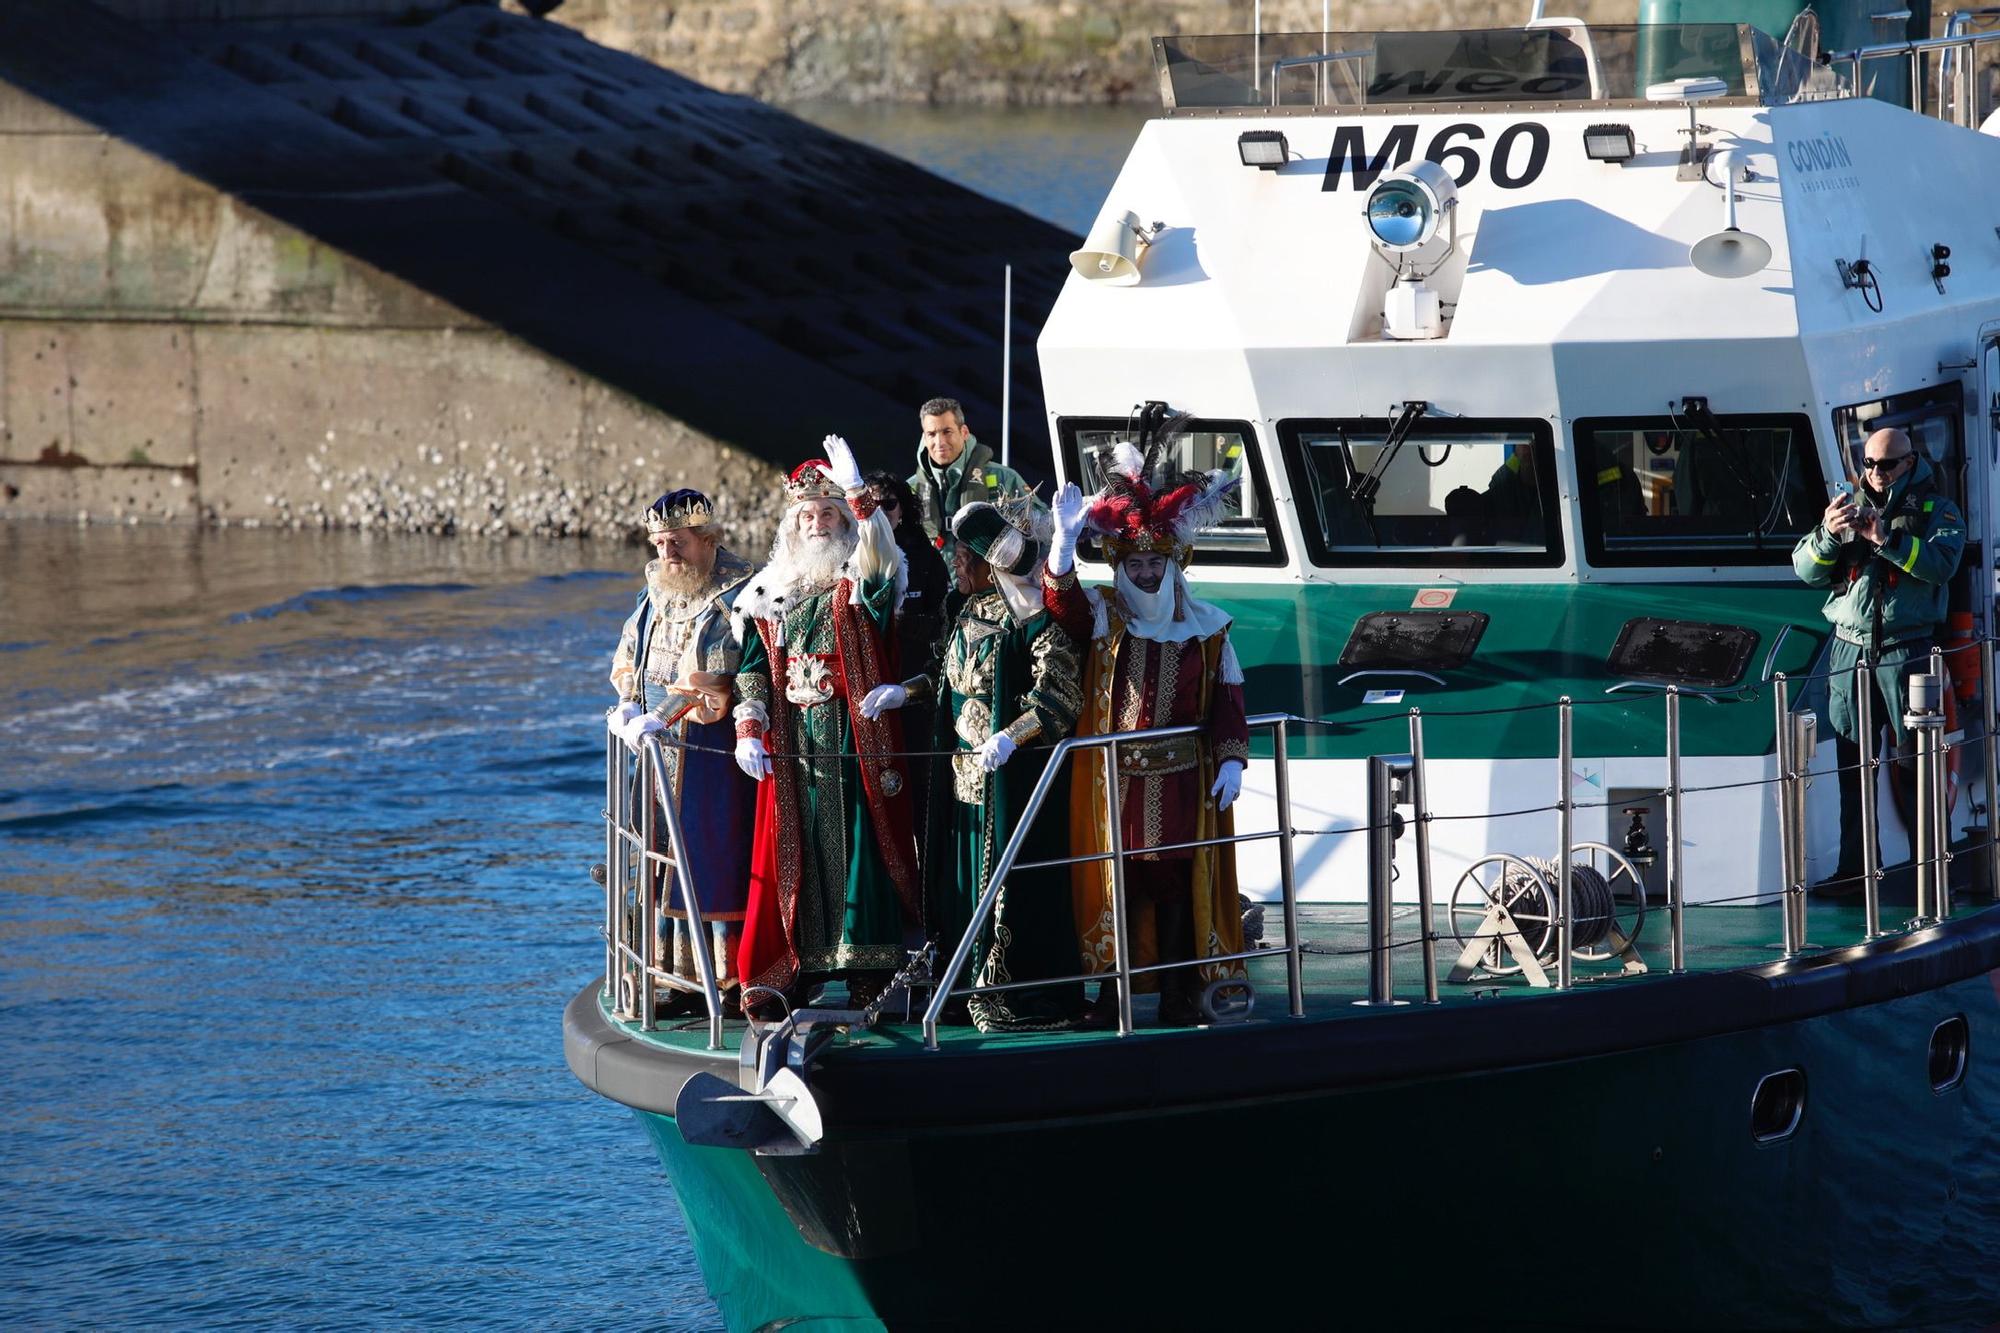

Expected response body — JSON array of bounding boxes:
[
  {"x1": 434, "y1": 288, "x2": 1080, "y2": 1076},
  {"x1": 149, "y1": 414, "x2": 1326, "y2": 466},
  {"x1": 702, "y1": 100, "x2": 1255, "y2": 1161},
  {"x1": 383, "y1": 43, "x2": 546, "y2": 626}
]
[
  {"x1": 822, "y1": 433, "x2": 864, "y2": 492},
  {"x1": 975, "y1": 732, "x2": 1017, "y2": 772},
  {"x1": 1049, "y1": 481, "x2": 1087, "y2": 577},
  {"x1": 609, "y1": 701, "x2": 645, "y2": 730},
  {"x1": 861, "y1": 683, "x2": 907, "y2": 719},
  {"x1": 734, "y1": 735, "x2": 773, "y2": 781},
  {"x1": 620, "y1": 713, "x2": 667, "y2": 751},
  {"x1": 1209, "y1": 759, "x2": 1244, "y2": 811}
]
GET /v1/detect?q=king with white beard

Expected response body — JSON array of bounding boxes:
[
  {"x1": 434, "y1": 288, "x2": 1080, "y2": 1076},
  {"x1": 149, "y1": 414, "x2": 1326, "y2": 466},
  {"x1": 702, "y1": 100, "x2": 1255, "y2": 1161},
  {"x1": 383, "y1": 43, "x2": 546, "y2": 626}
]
[{"x1": 730, "y1": 436, "x2": 921, "y2": 1009}]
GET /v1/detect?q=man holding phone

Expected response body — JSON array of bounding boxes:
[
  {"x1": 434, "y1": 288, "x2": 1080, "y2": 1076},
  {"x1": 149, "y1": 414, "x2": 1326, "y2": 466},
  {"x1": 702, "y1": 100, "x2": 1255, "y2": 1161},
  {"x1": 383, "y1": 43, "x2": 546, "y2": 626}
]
[{"x1": 1793, "y1": 427, "x2": 1966, "y2": 890}]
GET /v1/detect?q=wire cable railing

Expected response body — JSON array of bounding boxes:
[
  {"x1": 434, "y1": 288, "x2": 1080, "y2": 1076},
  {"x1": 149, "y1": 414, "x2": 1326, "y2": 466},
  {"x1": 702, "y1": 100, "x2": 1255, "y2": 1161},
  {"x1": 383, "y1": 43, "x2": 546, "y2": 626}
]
[{"x1": 597, "y1": 636, "x2": 2000, "y2": 1047}]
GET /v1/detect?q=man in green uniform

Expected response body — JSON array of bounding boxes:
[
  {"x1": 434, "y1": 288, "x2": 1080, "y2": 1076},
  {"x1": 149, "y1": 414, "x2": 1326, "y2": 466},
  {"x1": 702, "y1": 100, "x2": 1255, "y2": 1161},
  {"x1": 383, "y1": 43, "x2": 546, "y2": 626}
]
[
  {"x1": 860, "y1": 494, "x2": 1085, "y2": 1031},
  {"x1": 1792, "y1": 427, "x2": 1965, "y2": 887},
  {"x1": 907, "y1": 396, "x2": 1028, "y2": 550}
]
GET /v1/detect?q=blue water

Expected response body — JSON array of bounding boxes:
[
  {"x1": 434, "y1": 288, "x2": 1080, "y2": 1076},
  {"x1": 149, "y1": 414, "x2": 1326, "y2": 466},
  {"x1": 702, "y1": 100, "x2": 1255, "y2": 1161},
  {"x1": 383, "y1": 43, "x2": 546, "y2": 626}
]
[{"x1": 0, "y1": 525, "x2": 715, "y2": 1327}]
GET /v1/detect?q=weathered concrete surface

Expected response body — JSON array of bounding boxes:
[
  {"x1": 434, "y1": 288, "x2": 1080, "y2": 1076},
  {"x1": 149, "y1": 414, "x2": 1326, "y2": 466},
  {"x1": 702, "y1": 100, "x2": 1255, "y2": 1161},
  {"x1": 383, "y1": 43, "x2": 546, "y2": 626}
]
[
  {"x1": 0, "y1": 1, "x2": 1073, "y2": 539},
  {"x1": 546, "y1": 0, "x2": 1580, "y2": 104}
]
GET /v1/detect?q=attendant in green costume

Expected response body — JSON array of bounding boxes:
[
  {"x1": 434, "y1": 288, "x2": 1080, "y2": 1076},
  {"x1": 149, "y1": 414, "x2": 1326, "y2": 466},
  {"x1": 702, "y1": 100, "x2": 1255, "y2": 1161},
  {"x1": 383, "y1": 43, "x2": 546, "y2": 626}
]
[
  {"x1": 733, "y1": 436, "x2": 922, "y2": 1008},
  {"x1": 861, "y1": 495, "x2": 1086, "y2": 1031}
]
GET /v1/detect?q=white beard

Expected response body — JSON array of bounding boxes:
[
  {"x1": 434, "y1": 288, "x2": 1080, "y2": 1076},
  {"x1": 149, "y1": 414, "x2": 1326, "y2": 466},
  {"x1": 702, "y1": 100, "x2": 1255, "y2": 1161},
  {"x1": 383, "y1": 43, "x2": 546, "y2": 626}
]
[{"x1": 734, "y1": 519, "x2": 860, "y2": 623}]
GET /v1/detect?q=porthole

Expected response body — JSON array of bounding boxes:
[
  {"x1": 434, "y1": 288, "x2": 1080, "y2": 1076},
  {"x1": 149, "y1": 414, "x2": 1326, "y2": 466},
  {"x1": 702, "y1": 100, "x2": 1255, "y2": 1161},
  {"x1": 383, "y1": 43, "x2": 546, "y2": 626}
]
[
  {"x1": 1929, "y1": 1015, "x2": 1969, "y2": 1094},
  {"x1": 1751, "y1": 1068, "x2": 1806, "y2": 1143}
]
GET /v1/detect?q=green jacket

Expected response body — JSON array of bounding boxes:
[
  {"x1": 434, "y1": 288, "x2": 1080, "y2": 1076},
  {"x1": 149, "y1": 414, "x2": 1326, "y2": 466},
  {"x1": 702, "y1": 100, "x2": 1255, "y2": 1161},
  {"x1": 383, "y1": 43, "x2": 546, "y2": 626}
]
[
  {"x1": 1792, "y1": 456, "x2": 1964, "y2": 647},
  {"x1": 909, "y1": 435, "x2": 1027, "y2": 546}
]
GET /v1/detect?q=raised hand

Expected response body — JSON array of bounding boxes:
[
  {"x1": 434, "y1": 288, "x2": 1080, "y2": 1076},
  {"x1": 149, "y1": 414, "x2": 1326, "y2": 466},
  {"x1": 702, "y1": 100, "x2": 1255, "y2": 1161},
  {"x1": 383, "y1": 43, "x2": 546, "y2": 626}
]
[
  {"x1": 1048, "y1": 482, "x2": 1087, "y2": 576},
  {"x1": 822, "y1": 433, "x2": 864, "y2": 492}
]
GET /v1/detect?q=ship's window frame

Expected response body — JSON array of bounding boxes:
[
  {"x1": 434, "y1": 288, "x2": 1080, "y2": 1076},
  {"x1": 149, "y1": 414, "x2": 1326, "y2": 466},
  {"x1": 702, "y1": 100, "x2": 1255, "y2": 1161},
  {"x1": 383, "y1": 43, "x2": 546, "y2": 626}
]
[
  {"x1": 1276, "y1": 416, "x2": 1564, "y2": 569},
  {"x1": 1571, "y1": 412, "x2": 1823, "y2": 568},
  {"x1": 1830, "y1": 383, "x2": 1964, "y2": 509},
  {"x1": 1054, "y1": 416, "x2": 1288, "y2": 568}
]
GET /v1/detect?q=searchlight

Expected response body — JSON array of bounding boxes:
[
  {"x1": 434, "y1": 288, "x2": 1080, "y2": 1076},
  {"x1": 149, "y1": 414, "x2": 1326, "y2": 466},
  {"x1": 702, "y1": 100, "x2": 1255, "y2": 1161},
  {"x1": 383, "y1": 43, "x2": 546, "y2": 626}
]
[{"x1": 1361, "y1": 160, "x2": 1458, "y2": 339}]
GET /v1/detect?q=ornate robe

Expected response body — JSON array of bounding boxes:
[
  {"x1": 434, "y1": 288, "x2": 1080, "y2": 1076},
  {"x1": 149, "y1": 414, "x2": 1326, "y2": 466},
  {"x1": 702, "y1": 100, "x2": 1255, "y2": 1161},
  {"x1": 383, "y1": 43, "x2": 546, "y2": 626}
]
[
  {"x1": 1045, "y1": 570, "x2": 1249, "y2": 992},
  {"x1": 931, "y1": 585, "x2": 1085, "y2": 1032},
  {"x1": 609, "y1": 549, "x2": 756, "y2": 923},
  {"x1": 734, "y1": 523, "x2": 920, "y2": 993}
]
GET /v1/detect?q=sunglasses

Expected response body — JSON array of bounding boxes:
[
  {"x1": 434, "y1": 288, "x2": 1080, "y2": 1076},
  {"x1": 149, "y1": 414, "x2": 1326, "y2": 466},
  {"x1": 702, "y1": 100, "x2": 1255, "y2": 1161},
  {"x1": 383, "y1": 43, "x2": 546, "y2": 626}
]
[{"x1": 1860, "y1": 453, "x2": 1912, "y2": 472}]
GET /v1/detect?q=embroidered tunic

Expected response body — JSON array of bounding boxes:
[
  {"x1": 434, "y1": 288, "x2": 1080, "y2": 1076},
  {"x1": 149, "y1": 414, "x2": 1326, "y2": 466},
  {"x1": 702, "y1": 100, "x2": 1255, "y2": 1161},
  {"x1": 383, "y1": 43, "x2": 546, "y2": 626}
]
[
  {"x1": 609, "y1": 550, "x2": 756, "y2": 921},
  {"x1": 931, "y1": 587, "x2": 1085, "y2": 1031},
  {"x1": 735, "y1": 560, "x2": 920, "y2": 991},
  {"x1": 1044, "y1": 569, "x2": 1250, "y2": 990}
]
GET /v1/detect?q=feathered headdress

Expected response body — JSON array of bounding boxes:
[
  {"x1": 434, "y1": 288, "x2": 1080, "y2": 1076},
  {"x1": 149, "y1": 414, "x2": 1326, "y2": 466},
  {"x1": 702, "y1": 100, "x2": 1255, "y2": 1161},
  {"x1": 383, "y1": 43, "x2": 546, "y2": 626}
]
[{"x1": 1084, "y1": 438, "x2": 1238, "y2": 567}]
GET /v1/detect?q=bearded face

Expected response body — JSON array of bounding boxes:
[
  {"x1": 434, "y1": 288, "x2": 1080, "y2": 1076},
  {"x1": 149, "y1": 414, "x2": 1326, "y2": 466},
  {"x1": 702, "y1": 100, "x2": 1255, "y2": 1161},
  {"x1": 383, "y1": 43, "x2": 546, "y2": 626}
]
[
  {"x1": 767, "y1": 499, "x2": 857, "y2": 591},
  {"x1": 649, "y1": 527, "x2": 719, "y2": 598}
]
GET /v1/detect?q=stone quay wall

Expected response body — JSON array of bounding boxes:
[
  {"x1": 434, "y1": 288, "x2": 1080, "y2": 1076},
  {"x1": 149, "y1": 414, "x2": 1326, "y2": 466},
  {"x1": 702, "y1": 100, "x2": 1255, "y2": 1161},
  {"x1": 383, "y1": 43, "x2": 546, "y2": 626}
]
[
  {"x1": 544, "y1": 0, "x2": 1609, "y2": 104},
  {"x1": 0, "y1": 86, "x2": 784, "y2": 547}
]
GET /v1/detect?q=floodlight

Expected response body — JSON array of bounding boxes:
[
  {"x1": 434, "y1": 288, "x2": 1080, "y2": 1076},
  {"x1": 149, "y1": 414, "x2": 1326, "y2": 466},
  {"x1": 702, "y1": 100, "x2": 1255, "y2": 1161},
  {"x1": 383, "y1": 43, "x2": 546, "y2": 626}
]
[
  {"x1": 1582, "y1": 123, "x2": 1636, "y2": 163},
  {"x1": 1237, "y1": 130, "x2": 1289, "y2": 170},
  {"x1": 1363, "y1": 160, "x2": 1457, "y2": 253}
]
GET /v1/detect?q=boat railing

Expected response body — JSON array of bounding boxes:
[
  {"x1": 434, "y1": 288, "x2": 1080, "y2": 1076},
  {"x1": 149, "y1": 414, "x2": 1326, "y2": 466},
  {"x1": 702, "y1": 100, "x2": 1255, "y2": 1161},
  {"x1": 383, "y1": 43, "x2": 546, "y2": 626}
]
[
  {"x1": 596, "y1": 639, "x2": 2000, "y2": 1051},
  {"x1": 919, "y1": 640, "x2": 2000, "y2": 1048},
  {"x1": 601, "y1": 727, "x2": 727, "y2": 1050},
  {"x1": 1822, "y1": 17, "x2": 2000, "y2": 127}
]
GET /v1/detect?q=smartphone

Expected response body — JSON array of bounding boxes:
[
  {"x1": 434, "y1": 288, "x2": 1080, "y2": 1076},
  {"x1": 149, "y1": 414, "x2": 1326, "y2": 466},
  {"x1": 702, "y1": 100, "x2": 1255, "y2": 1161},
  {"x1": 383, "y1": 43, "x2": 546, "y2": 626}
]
[{"x1": 1833, "y1": 480, "x2": 1856, "y2": 501}]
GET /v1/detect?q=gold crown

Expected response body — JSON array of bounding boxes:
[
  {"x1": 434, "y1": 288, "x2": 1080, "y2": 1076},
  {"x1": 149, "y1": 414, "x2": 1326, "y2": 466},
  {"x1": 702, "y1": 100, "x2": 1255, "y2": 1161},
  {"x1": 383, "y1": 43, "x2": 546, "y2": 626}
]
[{"x1": 785, "y1": 460, "x2": 846, "y2": 504}]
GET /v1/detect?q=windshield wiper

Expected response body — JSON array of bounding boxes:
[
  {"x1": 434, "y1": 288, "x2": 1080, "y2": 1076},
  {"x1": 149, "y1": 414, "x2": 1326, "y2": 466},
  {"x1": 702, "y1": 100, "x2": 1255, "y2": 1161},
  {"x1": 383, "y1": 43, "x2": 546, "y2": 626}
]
[{"x1": 1347, "y1": 400, "x2": 1429, "y2": 509}]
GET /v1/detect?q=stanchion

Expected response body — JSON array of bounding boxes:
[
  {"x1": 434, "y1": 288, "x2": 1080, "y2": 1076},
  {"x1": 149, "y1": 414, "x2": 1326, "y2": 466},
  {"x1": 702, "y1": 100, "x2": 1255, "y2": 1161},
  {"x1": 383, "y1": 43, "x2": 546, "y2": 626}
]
[
  {"x1": 1857, "y1": 660, "x2": 1883, "y2": 939},
  {"x1": 1774, "y1": 673, "x2": 1801, "y2": 957},
  {"x1": 1105, "y1": 736, "x2": 1135, "y2": 1036},
  {"x1": 1408, "y1": 711, "x2": 1440, "y2": 1004},
  {"x1": 1664, "y1": 688, "x2": 1685, "y2": 973},
  {"x1": 1906, "y1": 671, "x2": 1944, "y2": 924},
  {"x1": 1556, "y1": 698, "x2": 1573, "y2": 990},
  {"x1": 1985, "y1": 637, "x2": 2000, "y2": 902},
  {"x1": 1359, "y1": 753, "x2": 1412, "y2": 1006},
  {"x1": 1273, "y1": 719, "x2": 1305, "y2": 1017}
]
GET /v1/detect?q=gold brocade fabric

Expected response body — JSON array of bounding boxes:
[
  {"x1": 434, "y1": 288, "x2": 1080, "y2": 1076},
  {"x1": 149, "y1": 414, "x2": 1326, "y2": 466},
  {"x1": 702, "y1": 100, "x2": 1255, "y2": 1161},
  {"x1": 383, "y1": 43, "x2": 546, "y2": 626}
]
[{"x1": 1069, "y1": 614, "x2": 1244, "y2": 991}]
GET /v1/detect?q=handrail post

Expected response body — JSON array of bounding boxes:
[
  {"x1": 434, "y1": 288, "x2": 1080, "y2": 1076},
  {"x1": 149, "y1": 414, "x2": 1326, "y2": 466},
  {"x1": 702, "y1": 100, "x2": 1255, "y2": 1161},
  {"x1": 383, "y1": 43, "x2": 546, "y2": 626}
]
[
  {"x1": 1906, "y1": 669, "x2": 1943, "y2": 924},
  {"x1": 1775, "y1": 673, "x2": 1801, "y2": 957},
  {"x1": 1360, "y1": 754, "x2": 1410, "y2": 1005},
  {"x1": 1790, "y1": 707, "x2": 1817, "y2": 948},
  {"x1": 650, "y1": 736, "x2": 725, "y2": 1050},
  {"x1": 1665, "y1": 688, "x2": 1685, "y2": 973},
  {"x1": 1272, "y1": 718, "x2": 1305, "y2": 1017},
  {"x1": 605, "y1": 726, "x2": 621, "y2": 1005},
  {"x1": 638, "y1": 740, "x2": 660, "y2": 1029},
  {"x1": 1407, "y1": 710, "x2": 1440, "y2": 1004},
  {"x1": 1105, "y1": 736, "x2": 1135, "y2": 1037},
  {"x1": 1857, "y1": 658, "x2": 1883, "y2": 938},
  {"x1": 1556, "y1": 697, "x2": 1574, "y2": 990},
  {"x1": 1932, "y1": 645, "x2": 1952, "y2": 922},
  {"x1": 1984, "y1": 636, "x2": 1999, "y2": 901}
]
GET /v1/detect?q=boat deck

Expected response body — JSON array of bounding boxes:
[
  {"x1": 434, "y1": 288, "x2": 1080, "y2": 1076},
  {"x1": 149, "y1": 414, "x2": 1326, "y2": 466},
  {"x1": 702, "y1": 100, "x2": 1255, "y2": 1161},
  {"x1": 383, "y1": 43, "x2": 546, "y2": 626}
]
[{"x1": 612, "y1": 887, "x2": 2000, "y2": 1059}]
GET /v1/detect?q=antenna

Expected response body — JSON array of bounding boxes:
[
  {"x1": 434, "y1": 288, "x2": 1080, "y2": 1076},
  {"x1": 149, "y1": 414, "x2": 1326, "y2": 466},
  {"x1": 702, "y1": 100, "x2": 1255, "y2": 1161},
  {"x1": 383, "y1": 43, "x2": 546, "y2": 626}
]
[{"x1": 1000, "y1": 264, "x2": 1012, "y2": 469}]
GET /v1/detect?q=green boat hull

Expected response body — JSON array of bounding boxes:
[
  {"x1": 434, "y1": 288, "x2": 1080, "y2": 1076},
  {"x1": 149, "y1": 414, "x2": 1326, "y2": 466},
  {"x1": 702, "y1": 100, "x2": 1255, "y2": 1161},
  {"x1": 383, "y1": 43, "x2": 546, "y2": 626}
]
[{"x1": 629, "y1": 969, "x2": 2000, "y2": 1331}]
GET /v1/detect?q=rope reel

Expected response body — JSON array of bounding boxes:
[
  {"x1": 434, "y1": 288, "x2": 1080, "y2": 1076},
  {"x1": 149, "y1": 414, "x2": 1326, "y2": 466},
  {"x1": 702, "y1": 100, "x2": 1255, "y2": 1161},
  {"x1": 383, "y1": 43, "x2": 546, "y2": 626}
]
[{"x1": 1446, "y1": 843, "x2": 1649, "y2": 986}]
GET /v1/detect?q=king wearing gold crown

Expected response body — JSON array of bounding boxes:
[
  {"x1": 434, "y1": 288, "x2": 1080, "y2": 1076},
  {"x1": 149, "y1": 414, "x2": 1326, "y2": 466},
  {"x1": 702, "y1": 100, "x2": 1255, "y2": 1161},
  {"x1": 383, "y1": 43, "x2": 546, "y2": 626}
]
[
  {"x1": 731, "y1": 436, "x2": 920, "y2": 1009},
  {"x1": 1044, "y1": 443, "x2": 1250, "y2": 1027}
]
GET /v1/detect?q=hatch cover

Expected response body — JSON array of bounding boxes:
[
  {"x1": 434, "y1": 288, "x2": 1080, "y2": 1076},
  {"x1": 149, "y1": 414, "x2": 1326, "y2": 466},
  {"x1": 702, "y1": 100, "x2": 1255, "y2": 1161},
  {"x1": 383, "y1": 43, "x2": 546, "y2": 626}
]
[
  {"x1": 1338, "y1": 610, "x2": 1490, "y2": 671},
  {"x1": 1607, "y1": 618, "x2": 1759, "y2": 688}
]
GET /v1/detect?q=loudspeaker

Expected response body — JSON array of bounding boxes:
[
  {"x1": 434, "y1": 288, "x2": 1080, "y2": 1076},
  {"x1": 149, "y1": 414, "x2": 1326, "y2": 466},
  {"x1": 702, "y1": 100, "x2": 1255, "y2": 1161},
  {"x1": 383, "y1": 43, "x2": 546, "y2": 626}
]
[
  {"x1": 1068, "y1": 210, "x2": 1149, "y2": 286},
  {"x1": 1690, "y1": 227, "x2": 1772, "y2": 279}
]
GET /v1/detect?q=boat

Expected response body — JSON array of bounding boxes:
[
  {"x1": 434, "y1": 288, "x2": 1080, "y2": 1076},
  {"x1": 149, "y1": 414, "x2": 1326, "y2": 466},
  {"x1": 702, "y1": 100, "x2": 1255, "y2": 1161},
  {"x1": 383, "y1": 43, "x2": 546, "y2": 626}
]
[{"x1": 565, "y1": 6, "x2": 2000, "y2": 1327}]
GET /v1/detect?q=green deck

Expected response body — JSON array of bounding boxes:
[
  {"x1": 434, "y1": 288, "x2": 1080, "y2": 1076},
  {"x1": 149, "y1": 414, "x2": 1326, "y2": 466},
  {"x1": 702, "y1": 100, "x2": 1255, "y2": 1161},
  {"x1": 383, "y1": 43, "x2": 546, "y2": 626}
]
[{"x1": 610, "y1": 886, "x2": 1998, "y2": 1060}]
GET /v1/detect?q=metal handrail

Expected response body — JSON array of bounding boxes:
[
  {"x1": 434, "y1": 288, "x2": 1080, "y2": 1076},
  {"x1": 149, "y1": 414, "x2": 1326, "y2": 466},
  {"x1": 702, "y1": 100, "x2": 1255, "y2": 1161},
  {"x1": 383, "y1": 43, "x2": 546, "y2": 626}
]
[
  {"x1": 1825, "y1": 25, "x2": 2000, "y2": 125},
  {"x1": 921, "y1": 713, "x2": 1309, "y2": 1050},
  {"x1": 602, "y1": 725, "x2": 726, "y2": 1050},
  {"x1": 1269, "y1": 48, "x2": 1370, "y2": 108}
]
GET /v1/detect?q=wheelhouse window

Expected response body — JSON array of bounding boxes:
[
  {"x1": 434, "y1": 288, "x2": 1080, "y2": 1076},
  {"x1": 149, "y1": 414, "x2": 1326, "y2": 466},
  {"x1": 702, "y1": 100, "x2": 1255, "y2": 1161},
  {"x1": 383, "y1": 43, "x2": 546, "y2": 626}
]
[
  {"x1": 1573, "y1": 414, "x2": 1824, "y2": 566},
  {"x1": 1278, "y1": 418, "x2": 1562, "y2": 568},
  {"x1": 1057, "y1": 418, "x2": 1283, "y2": 566}
]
